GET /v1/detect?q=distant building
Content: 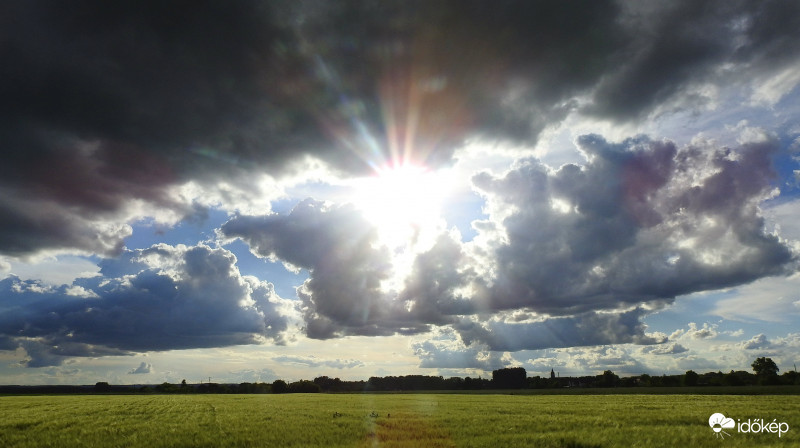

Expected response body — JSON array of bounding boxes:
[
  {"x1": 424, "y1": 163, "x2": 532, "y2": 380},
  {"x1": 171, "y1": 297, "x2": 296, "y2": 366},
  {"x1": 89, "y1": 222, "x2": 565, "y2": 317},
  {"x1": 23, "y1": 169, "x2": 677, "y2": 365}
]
[{"x1": 550, "y1": 368, "x2": 555, "y2": 379}]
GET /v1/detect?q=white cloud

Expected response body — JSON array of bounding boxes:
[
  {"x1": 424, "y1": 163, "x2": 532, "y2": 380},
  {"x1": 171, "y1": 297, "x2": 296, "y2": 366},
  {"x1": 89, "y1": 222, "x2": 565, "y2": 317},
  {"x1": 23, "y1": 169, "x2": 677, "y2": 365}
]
[
  {"x1": 749, "y1": 61, "x2": 800, "y2": 106},
  {"x1": 685, "y1": 322, "x2": 718, "y2": 340},
  {"x1": 128, "y1": 362, "x2": 152, "y2": 374},
  {"x1": 5, "y1": 256, "x2": 101, "y2": 286},
  {"x1": 741, "y1": 334, "x2": 771, "y2": 350},
  {"x1": 271, "y1": 355, "x2": 364, "y2": 369},
  {"x1": 411, "y1": 336, "x2": 509, "y2": 372},
  {"x1": 764, "y1": 197, "x2": 800, "y2": 242},
  {"x1": 710, "y1": 273, "x2": 800, "y2": 323},
  {"x1": 640, "y1": 343, "x2": 689, "y2": 355}
]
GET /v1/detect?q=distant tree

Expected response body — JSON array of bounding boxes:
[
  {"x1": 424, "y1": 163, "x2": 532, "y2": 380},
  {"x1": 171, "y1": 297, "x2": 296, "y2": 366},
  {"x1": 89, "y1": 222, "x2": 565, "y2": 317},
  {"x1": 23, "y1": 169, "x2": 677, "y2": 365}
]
[
  {"x1": 751, "y1": 357, "x2": 779, "y2": 377},
  {"x1": 661, "y1": 374, "x2": 682, "y2": 387},
  {"x1": 314, "y1": 376, "x2": 346, "y2": 392},
  {"x1": 156, "y1": 382, "x2": 178, "y2": 393},
  {"x1": 288, "y1": 380, "x2": 321, "y2": 393},
  {"x1": 271, "y1": 379, "x2": 288, "y2": 394},
  {"x1": 682, "y1": 370, "x2": 699, "y2": 387},
  {"x1": 444, "y1": 377, "x2": 464, "y2": 390},
  {"x1": 638, "y1": 373, "x2": 651, "y2": 387},
  {"x1": 94, "y1": 382, "x2": 111, "y2": 393},
  {"x1": 722, "y1": 370, "x2": 755, "y2": 386},
  {"x1": 781, "y1": 370, "x2": 800, "y2": 385},
  {"x1": 598, "y1": 370, "x2": 619, "y2": 387},
  {"x1": 492, "y1": 367, "x2": 527, "y2": 389},
  {"x1": 752, "y1": 357, "x2": 780, "y2": 385},
  {"x1": 700, "y1": 371, "x2": 724, "y2": 387}
]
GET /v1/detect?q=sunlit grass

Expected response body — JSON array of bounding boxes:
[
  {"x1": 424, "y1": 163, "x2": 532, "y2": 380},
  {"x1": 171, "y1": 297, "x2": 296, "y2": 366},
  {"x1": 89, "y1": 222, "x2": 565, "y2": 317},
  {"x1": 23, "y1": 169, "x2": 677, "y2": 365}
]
[{"x1": 0, "y1": 393, "x2": 797, "y2": 447}]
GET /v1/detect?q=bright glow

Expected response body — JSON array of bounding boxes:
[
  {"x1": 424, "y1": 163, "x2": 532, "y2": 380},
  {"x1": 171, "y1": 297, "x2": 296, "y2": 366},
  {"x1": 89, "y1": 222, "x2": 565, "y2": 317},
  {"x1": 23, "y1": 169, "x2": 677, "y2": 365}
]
[
  {"x1": 551, "y1": 198, "x2": 573, "y2": 214},
  {"x1": 352, "y1": 164, "x2": 450, "y2": 244},
  {"x1": 350, "y1": 164, "x2": 453, "y2": 289}
]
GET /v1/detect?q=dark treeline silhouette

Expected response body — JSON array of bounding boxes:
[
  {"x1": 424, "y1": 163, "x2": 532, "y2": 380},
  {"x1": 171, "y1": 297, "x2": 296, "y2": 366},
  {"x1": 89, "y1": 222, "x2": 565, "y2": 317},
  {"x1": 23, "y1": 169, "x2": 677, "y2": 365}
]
[
  {"x1": 2, "y1": 358, "x2": 797, "y2": 395},
  {"x1": 364, "y1": 375, "x2": 491, "y2": 391}
]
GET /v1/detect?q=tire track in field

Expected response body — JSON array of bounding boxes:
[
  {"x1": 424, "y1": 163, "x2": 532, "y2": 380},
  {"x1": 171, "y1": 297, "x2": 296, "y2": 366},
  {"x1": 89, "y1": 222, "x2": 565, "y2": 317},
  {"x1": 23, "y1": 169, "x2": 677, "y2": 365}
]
[
  {"x1": 361, "y1": 412, "x2": 455, "y2": 448},
  {"x1": 208, "y1": 402, "x2": 229, "y2": 438}
]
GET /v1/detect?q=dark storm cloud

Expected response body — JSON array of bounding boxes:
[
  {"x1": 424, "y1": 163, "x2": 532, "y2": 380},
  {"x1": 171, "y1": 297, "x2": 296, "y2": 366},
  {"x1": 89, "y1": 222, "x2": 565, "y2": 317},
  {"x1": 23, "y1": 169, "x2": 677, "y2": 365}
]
[
  {"x1": 0, "y1": 0, "x2": 626, "y2": 176},
  {"x1": 9, "y1": 0, "x2": 800, "y2": 255},
  {"x1": 588, "y1": 1, "x2": 736, "y2": 119},
  {"x1": 732, "y1": 0, "x2": 800, "y2": 68},
  {"x1": 474, "y1": 134, "x2": 796, "y2": 316},
  {"x1": 590, "y1": 0, "x2": 800, "y2": 119},
  {"x1": 0, "y1": 244, "x2": 290, "y2": 367}
]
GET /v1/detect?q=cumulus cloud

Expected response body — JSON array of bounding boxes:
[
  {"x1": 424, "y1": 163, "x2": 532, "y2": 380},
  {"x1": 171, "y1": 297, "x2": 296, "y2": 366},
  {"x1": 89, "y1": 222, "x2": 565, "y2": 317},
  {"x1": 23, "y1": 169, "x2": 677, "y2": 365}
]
[
  {"x1": 0, "y1": 244, "x2": 294, "y2": 367},
  {"x1": 398, "y1": 233, "x2": 479, "y2": 322},
  {"x1": 222, "y1": 200, "x2": 396, "y2": 339},
  {"x1": 671, "y1": 322, "x2": 719, "y2": 340},
  {"x1": 129, "y1": 362, "x2": 152, "y2": 375},
  {"x1": 222, "y1": 200, "x2": 475, "y2": 339},
  {"x1": 741, "y1": 333, "x2": 771, "y2": 350},
  {"x1": 472, "y1": 134, "x2": 795, "y2": 316}
]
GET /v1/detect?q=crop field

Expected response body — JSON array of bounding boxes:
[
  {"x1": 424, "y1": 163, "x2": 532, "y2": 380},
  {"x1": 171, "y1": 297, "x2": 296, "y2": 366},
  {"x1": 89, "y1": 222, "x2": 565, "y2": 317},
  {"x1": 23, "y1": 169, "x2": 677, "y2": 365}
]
[{"x1": 1, "y1": 393, "x2": 797, "y2": 447}]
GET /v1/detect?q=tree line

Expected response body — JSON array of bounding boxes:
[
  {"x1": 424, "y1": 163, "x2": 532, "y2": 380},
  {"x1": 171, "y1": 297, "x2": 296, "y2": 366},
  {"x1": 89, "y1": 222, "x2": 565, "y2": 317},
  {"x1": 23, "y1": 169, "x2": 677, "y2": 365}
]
[
  {"x1": 1, "y1": 357, "x2": 796, "y2": 395},
  {"x1": 101, "y1": 357, "x2": 800, "y2": 393}
]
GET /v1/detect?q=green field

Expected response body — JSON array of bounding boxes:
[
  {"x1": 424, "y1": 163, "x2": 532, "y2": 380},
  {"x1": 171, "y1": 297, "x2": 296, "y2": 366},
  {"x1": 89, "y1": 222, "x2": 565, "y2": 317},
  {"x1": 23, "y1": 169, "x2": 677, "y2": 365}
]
[{"x1": 1, "y1": 393, "x2": 797, "y2": 447}]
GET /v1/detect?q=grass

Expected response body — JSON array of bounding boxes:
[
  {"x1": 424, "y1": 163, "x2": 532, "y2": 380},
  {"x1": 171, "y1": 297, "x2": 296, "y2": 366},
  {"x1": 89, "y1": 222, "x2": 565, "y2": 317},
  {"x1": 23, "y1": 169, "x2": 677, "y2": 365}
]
[{"x1": 0, "y1": 393, "x2": 797, "y2": 447}]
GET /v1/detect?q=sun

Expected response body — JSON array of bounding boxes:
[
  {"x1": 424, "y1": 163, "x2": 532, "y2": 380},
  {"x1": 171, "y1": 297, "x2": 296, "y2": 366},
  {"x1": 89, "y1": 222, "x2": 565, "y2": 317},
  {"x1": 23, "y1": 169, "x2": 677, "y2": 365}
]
[{"x1": 350, "y1": 163, "x2": 451, "y2": 249}]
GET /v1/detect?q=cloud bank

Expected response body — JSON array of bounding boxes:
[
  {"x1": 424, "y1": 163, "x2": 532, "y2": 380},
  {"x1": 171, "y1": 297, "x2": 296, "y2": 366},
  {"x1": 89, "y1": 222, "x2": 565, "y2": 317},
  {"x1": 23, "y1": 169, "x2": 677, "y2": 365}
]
[
  {"x1": 221, "y1": 134, "x2": 796, "y2": 352},
  {"x1": 473, "y1": 134, "x2": 795, "y2": 316},
  {"x1": 0, "y1": 244, "x2": 293, "y2": 366}
]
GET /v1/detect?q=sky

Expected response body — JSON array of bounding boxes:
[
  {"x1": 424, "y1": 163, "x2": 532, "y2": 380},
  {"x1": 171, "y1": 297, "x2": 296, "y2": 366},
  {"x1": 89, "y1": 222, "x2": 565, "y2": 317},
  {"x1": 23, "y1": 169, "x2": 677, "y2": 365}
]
[{"x1": 1, "y1": 0, "x2": 800, "y2": 385}]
